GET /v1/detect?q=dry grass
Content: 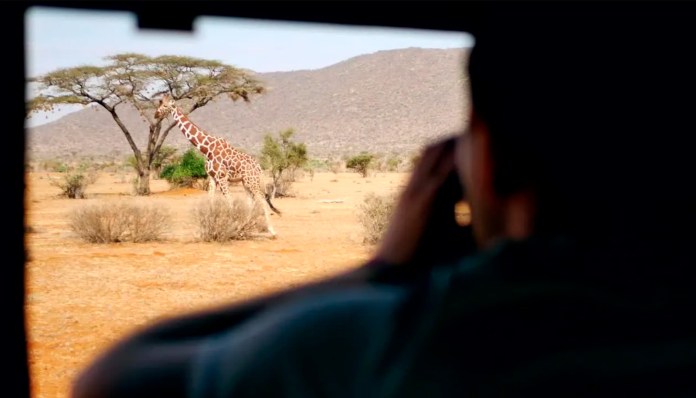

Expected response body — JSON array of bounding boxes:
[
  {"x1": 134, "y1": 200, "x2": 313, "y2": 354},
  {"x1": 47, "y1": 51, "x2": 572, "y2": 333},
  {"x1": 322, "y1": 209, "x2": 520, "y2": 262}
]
[{"x1": 27, "y1": 171, "x2": 462, "y2": 398}]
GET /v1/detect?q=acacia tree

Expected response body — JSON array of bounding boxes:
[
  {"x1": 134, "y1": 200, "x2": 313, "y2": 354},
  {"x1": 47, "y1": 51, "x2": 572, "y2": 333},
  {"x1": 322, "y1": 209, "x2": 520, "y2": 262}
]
[{"x1": 26, "y1": 53, "x2": 265, "y2": 195}]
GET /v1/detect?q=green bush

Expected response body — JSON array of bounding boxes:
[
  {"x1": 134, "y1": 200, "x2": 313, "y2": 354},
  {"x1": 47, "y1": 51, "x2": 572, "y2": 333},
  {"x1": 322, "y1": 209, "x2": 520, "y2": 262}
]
[
  {"x1": 305, "y1": 158, "x2": 329, "y2": 172},
  {"x1": 40, "y1": 159, "x2": 67, "y2": 172},
  {"x1": 346, "y1": 152, "x2": 375, "y2": 178},
  {"x1": 152, "y1": 145, "x2": 178, "y2": 176},
  {"x1": 386, "y1": 156, "x2": 402, "y2": 172},
  {"x1": 160, "y1": 148, "x2": 207, "y2": 187}
]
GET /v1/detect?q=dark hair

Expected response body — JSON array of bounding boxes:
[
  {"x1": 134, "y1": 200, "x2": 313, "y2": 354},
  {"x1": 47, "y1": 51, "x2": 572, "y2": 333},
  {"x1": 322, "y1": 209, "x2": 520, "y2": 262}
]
[{"x1": 467, "y1": 4, "x2": 695, "y2": 242}]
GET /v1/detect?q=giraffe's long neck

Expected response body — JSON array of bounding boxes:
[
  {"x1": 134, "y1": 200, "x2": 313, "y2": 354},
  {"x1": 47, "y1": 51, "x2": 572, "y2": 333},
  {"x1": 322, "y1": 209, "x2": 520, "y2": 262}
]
[{"x1": 172, "y1": 107, "x2": 211, "y2": 153}]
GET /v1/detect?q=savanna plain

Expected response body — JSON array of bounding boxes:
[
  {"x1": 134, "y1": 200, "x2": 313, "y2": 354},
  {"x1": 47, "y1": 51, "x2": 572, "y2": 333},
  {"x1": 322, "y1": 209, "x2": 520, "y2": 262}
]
[{"x1": 25, "y1": 169, "x2": 419, "y2": 397}]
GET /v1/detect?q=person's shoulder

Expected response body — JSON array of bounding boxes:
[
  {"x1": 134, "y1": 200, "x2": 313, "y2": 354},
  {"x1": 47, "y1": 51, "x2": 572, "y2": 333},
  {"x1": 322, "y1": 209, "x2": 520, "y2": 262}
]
[
  {"x1": 269, "y1": 283, "x2": 409, "y2": 332},
  {"x1": 188, "y1": 283, "x2": 411, "y2": 397},
  {"x1": 186, "y1": 252, "x2": 496, "y2": 397}
]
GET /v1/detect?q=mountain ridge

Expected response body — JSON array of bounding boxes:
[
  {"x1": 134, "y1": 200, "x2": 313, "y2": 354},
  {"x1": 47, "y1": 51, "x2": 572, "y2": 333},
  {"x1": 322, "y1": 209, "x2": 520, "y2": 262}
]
[{"x1": 26, "y1": 47, "x2": 470, "y2": 162}]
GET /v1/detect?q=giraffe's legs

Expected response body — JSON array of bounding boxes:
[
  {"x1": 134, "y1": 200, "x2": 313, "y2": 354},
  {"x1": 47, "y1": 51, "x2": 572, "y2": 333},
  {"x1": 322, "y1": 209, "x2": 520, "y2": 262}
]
[
  {"x1": 219, "y1": 174, "x2": 274, "y2": 237},
  {"x1": 254, "y1": 192, "x2": 277, "y2": 238},
  {"x1": 206, "y1": 161, "x2": 218, "y2": 199},
  {"x1": 208, "y1": 178, "x2": 217, "y2": 198},
  {"x1": 243, "y1": 182, "x2": 277, "y2": 238},
  {"x1": 216, "y1": 178, "x2": 235, "y2": 208}
]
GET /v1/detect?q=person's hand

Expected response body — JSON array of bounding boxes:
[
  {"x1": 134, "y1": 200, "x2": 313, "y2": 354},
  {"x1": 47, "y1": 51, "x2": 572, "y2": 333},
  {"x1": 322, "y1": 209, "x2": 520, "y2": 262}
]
[{"x1": 372, "y1": 135, "x2": 475, "y2": 267}]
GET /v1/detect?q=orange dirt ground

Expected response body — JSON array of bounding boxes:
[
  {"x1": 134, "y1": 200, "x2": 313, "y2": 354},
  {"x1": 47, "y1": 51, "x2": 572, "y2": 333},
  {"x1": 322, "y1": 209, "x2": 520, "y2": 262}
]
[{"x1": 24, "y1": 170, "x2": 408, "y2": 398}]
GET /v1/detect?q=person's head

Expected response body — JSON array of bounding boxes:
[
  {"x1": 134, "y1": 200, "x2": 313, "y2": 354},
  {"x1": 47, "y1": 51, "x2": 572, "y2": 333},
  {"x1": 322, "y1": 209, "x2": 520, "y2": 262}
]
[{"x1": 455, "y1": 4, "x2": 695, "y2": 249}]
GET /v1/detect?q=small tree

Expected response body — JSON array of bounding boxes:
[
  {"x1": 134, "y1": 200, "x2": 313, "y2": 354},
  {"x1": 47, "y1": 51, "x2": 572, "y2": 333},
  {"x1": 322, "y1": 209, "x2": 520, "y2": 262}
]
[
  {"x1": 48, "y1": 165, "x2": 98, "y2": 199},
  {"x1": 160, "y1": 148, "x2": 207, "y2": 188},
  {"x1": 259, "y1": 128, "x2": 308, "y2": 197},
  {"x1": 386, "y1": 155, "x2": 402, "y2": 172},
  {"x1": 346, "y1": 152, "x2": 375, "y2": 178}
]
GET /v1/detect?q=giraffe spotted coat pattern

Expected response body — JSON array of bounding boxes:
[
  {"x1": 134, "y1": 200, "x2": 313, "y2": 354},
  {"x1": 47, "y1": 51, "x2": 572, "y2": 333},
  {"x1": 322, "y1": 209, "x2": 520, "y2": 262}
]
[{"x1": 155, "y1": 94, "x2": 281, "y2": 237}]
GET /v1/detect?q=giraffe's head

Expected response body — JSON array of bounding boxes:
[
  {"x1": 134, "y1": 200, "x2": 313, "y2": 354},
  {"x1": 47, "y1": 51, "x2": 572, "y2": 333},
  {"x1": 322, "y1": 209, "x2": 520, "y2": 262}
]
[{"x1": 154, "y1": 94, "x2": 176, "y2": 119}]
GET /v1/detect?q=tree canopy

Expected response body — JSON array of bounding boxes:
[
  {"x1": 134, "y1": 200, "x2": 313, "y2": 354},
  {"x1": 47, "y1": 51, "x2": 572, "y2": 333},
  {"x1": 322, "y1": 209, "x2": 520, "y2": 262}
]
[
  {"x1": 27, "y1": 53, "x2": 266, "y2": 195},
  {"x1": 27, "y1": 53, "x2": 264, "y2": 120}
]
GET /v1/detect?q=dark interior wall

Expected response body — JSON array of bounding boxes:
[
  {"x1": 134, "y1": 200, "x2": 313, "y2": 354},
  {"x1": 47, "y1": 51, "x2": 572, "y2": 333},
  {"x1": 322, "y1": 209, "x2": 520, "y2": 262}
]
[
  {"x1": 8, "y1": 1, "x2": 28, "y2": 397},
  {"x1": 25, "y1": 2, "x2": 485, "y2": 32}
]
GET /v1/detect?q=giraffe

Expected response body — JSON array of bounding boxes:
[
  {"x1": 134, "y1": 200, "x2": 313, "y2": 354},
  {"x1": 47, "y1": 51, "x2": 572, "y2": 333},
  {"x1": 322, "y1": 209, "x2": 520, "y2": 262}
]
[{"x1": 154, "y1": 94, "x2": 281, "y2": 238}]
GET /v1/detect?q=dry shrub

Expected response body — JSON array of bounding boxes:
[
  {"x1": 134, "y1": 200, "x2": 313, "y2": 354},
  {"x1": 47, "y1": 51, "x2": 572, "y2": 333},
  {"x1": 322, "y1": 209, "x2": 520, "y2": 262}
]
[
  {"x1": 192, "y1": 178, "x2": 210, "y2": 191},
  {"x1": 373, "y1": 155, "x2": 403, "y2": 172},
  {"x1": 49, "y1": 170, "x2": 98, "y2": 199},
  {"x1": 194, "y1": 196, "x2": 265, "y2": 242},
  {"x1": 358, "y1": 192, "x2": 398, "y2": 244},
  {"x1": 70, "y1": 201, "x2": 171, "y2": 243},
  {"x1": 271, "y1": 173, "x2": 296, "y2": 198},
  {"x1": 329, "y1": 159, "x2": 345, "y2": 174}
]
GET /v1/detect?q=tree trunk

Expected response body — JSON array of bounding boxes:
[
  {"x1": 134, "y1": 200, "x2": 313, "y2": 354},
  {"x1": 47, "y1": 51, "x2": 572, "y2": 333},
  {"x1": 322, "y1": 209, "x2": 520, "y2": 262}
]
[{"x1": 136, "y1": 167, "x2": 151, "y2": 196}]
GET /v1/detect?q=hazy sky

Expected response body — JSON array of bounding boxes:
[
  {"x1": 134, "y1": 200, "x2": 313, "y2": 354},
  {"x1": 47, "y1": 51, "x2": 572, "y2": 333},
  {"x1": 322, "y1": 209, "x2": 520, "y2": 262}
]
[{"x1": 25, "y1": 6, "x2": 473, "y2": 126}]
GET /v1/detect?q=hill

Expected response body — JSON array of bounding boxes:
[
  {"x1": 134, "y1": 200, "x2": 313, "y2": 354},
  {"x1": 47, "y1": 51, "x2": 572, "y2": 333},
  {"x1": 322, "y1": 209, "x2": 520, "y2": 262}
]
[{"x1": 26, "y1": 47, "x2": 470, "y2": 162}]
